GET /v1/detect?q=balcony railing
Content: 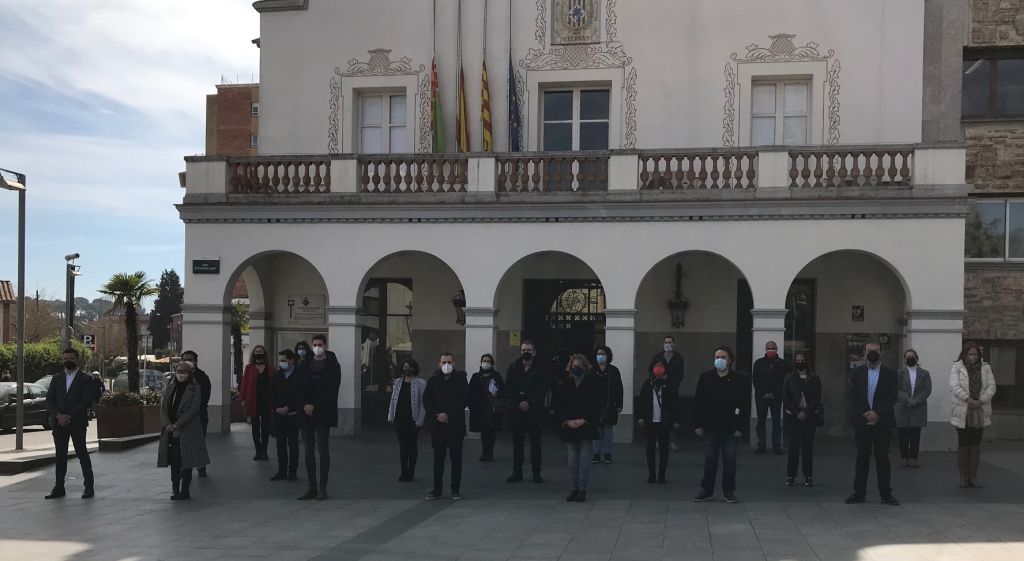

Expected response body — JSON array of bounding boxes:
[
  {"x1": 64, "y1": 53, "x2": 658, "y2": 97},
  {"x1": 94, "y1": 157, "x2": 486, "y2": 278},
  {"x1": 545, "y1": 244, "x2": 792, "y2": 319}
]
[{"x1": 186, "y1": 144, "x2": 962, "y2": 198}]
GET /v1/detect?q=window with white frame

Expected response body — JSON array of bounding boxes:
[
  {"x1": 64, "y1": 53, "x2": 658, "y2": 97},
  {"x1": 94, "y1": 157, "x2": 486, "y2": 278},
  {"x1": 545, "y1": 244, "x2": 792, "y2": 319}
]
[
  {"x1": 251, "y1": 103, "x2": 260, "y2": 117},
  {"x1": 359, "y1": 92, "x2": 407, "y2": 153},
  {"x1": 250, "y1": 134, "x2": 258, "y2": 148},
  {"x1": 751, "y1": 81, "x2": 810, "y2": 146},
  {"x1": 542, "y1": 88, "x2": 610, "y2": 151},
  {"x1": 966, "y1": 199, "x2": 1024, "y2": 260}
]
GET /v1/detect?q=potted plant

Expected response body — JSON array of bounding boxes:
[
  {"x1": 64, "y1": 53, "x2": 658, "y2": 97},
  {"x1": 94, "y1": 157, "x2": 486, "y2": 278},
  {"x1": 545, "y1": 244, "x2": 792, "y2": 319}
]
[
  {"x1": 96, "y1": 390, "x2": 163, "y2": 438},
  {"x1": 230, "y1": 388, "x2": 245, "y2": 423}
]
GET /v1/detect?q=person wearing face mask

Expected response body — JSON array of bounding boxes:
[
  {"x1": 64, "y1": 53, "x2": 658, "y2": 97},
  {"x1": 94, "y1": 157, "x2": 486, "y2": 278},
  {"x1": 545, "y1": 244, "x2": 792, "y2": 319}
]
[
  {"x1": 846, "y1": 341, "x2": 900, "y2": 506},
  {"x1": 423, "y1": 353, "x2": 469, "y2": 500},
  {"x1": 269, "y1": 350, "x2": 302, "y2": 482},
  {"x1": 388, "y1": 358, "x2": 426, "y2": 482},
  {"x1": 504, "y1": 340, "x2": 549, "y2": 483},
  {"x1": 782, "y1": 352, "x2": 822, "y2": 487},
  {"x1": 950, "y1": 342, "x2": 996, "y2": 489},
  {"x1": 157, "y1": 362, "x2": 210, "y2": 500},
  {"x1": 752, "y1": 341, "x2": 792, "y2": 454},
  {"x1": 44, "y1": 348, "x2": 96, "y2": 499},
  {"x1": 180, "y1": 350, "x2": 211, "y2": 478},
  {"x1": 692, "y1": 346, "x2": 749, "y2": 503},
  {"x1": 294, "y1": 341, "x2": 312, "y2": 365},
  {"x1": 896, "y1": 349, "x2": 931, "y2": 469},
  {"x1": 295, "y1": 334, "x2": 342, "y2": 500},
  {"x1": 636, "y1": 359, "x2": 680, "y2": 484},
  {"x1": 591, "y1": 345, "x2": 623, "y2": 464},
  {"x1": 652, "y1": 336, "x2": 685, "y2": 451},
  {"x1": 556, "y1": 354, "x2": 600, "y2": 502},
  {"x1": 469, "y1": 354, "x2": 505, "y2": 462},
  {"x1": 240, "y1": 345, "x2": 273, "y2": 461}
]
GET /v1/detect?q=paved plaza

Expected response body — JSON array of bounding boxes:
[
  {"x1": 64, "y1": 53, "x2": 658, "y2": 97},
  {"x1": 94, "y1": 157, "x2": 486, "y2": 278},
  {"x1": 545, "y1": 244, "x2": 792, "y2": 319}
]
[{"x1": 1, "y1": 425, "x2": 1023, "y2": 561}]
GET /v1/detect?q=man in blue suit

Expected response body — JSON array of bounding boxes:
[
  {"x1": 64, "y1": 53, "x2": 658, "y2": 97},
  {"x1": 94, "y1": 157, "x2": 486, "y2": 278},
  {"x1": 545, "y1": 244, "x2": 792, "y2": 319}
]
[{"x1": 44, "y1": 348, "x2": 98, "y2": 499}]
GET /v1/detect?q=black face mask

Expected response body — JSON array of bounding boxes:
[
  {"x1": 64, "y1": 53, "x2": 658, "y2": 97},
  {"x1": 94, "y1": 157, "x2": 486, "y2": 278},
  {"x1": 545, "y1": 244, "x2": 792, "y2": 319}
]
[
  {"x1": 571, "y1": 367, "x2": 585, "y2": 378},
  {"x1": 402, "y1": 366, "x2": 415, "y2": 376},
  {"x1": 795, "y1": 362, "x2": 807, "y2": 371},
  {"x1": 521, "y1": 352, "x2": 533, "y2": 362},
  {"x1": 866, "y1": 351, "x2": 880, "y2": 364},
  {"x1": 254, "y1": 354, "x2": 265, "y2": 363},
  {"x1": 905, "y1": 357, "x2": 918, "y2": 367},
  {"x1": 63, "y1": 361, "x2": 77, "y2": 371}
]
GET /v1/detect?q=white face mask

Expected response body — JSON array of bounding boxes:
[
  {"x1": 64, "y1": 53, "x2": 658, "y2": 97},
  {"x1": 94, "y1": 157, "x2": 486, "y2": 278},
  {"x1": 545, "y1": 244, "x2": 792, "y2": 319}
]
[
  {"x1": 279, "y1": 361, "x2": 290, "y2": 370},
  {"x1": 175, "y1": 373, "x2": 189, "y2": 382},
  {"x1": 183, "y1": 360, "x2": 196, "y2": 369},
  {"x1": 441, "y1": 363, "x2": 454, "y2": 375},
  {"x1": 312, "y1": 345, "x2": 325, "y2": 357},
  {"x1": 297, "y1": 349, "x2": 307, "y2": 357},
  {"x1": 664, "y1": 343, "x2": 674, "y2": 353},
  {"x1": 481, "y1": 363, "x2": 492, "y2": 371},
  {"x1": 714, "y1": 358, "x2": 728, "y2": 372}
]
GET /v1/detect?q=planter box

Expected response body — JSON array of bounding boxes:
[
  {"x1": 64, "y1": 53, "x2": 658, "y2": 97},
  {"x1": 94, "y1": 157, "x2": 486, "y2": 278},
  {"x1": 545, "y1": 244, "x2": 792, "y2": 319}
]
[
  {"x1": 230, "y1": 401, "x2": 245, "y2": 423},
  {"x1": 97, "y1": 404, "x2": 163, "y2": 439}
]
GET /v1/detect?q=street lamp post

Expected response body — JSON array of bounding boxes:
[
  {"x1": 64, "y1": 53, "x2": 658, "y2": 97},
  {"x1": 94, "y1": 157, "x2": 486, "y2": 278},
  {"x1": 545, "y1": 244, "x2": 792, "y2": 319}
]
[
  {"x1": 63, "y1": 253, "x2": 80, "y2": 350},
  {"x1": 1, "y1": 168, "x2": 27, "y2": 450}
]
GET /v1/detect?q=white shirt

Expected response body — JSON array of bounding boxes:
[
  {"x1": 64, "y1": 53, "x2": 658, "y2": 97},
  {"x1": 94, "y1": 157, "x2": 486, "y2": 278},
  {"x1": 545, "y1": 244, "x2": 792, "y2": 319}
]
[
  {"x1": 652, "y1": 385, "x2": 663, "y2": 423},
  {"x1": 908, "y1": 366, "x2": 918, "y2": 396},
  {"x1": 65, "y1": 369, "x2": 79, "y2": 391}
]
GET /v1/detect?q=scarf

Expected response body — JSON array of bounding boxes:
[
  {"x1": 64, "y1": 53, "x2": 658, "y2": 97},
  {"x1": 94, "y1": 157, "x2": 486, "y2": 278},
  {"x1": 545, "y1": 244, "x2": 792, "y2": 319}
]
[{"x1": 967, "y1": 361, "x2": 982, "y2": 400}]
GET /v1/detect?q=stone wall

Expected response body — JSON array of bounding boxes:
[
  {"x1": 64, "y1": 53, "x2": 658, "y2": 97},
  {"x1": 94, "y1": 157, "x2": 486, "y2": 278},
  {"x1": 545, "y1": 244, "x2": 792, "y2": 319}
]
[
  {"x1": 965, "y1": 267, "x2": 1024, "y2": 339},
  {"x1": 966, "y1": 122, "x2": 1024, "y2": 193},
  {"x1": 969, "y1": 0, "x2": 1024, "y2": 46}
]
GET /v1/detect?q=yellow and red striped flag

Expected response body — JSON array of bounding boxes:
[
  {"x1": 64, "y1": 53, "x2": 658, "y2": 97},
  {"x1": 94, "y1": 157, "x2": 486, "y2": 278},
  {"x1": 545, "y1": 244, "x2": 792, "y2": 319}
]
[
  {"x1": 481, "y1": 60, "x2": 493, "y2": 151},
  {"x1": 455, "y1": 61, "x2": 470, "y2": 153}
]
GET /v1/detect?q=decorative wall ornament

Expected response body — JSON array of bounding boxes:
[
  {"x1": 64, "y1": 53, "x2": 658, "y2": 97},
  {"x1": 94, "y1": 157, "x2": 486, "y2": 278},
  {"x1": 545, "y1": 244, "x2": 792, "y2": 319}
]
[
  {"x1": 721, "y1": 33, "x2": 841, "y2": 147},
  {"x1": 551, "y1": 0, "x2": 601, "y2": 45},
  {"x1": 417, "y1": 73, "x2": 432, "y2": 153},
  {"x1": 519, "y1": 0, "x2": 638, "y2": 149},
  {"x1": 327, "y1": 49, "x2": 427, "y2": 153}
]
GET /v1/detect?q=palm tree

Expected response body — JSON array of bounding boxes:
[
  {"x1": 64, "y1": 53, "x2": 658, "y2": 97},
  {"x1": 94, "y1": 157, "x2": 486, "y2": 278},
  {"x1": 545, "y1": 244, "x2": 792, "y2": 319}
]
[{"x1": 100, "y1": 271, "x2": 159, "y2": 393}]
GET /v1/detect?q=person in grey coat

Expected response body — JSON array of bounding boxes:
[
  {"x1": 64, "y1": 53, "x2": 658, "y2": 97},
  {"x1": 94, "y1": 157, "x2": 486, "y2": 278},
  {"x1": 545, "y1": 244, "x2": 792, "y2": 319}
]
[
  {"x1": 895, "y1": 349, "x2": 931, "y2": 468},
  {"x1": 157, "y1": 362, "x2": 210, "y2": 500}
]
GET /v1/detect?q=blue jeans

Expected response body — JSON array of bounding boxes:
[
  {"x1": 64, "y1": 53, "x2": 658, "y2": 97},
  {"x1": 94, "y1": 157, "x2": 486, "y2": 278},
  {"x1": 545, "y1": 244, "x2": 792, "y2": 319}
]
[
  {"x1": 567, "y1": 440, "x2": 593, "y2": 491},
  {"x1": 592, "y1": 426, "x2": 614, "y2": 455},
  {"x1": 701, "y1": 430, "x2": 738, "y2": 495}
]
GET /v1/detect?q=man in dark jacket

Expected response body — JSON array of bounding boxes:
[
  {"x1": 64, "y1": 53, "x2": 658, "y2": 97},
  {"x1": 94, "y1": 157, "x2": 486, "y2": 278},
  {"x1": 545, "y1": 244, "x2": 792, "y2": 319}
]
[
  {"x1": 270, "y1": 349, "x2": 302, "y2": 482},
  {"x1": 751, "y1": 341, "x2": 792, "y2": 454},
  {"x1": 653, "y1": 335, "x2": 685, "y2": 451},
  {"x1": 181, "y1": 350, "x2": 211, "y2": 477},
  {"x1": 423, "y1": 352, "x2": 469, "y2": 500},
  {"x1": 692, "y1": 346, "x2": 749, "y2": 504},
  {"x1": 44, "y1": 348, "x2": 95, "y2": 499},
  {"x1": 504, "y1": 340, "x2": 549, "y2": 483},
  {"x1": 296, "y1": 334, "x2": 342, "y2": 501},
  {"x1": 846, "y1": 341, "x2": 900, "y2": 506}
]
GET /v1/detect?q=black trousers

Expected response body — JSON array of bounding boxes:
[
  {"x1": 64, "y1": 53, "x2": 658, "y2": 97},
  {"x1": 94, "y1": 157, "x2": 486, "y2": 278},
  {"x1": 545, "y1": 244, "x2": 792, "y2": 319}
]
[
  {"x1": 755, "y1": 397, "x2": 783, "y2": 450},
  {"x1": 301, "y1": 423, "x2": 331, "y2": 489},
  {"x1": 395, "y1": 422, "x2": 420, "y2": 477},
  {"x1": 431, "y1": 430, "x2": 464, "y2": 493},
  {"x1": 853, "y1": 424, "x2": 892, "y2": 497},
  {"x1": 785, "y1": 415, "x2": 816, "y2": 478},
  {"x1": 957, "y1": 427, "x2": 983, "y2": 446},
  {"x1": 275, "y1": 415, "x2": 300, "y2": 476},
  {"x1": 250, "y1": 412, "x2": 271, "y2": 455},
  {"x1": 645, "y1": 422, "x2": 671, "y2": 478},
  {"x1": 898, "y1": 426, "x2": 922, "y2": 459},
  {"x1": 511, "y1": 417, "x2": 543, "y2": 476},
  {"x1": 480, "y1": 428, "x2": 496, "y2": 458},
  {"x1": 53, "y1": 422, "x2": 93, "y2": 490},
  {"x1": 168, "y1": 437, "x2": 192, "y2": 485}
]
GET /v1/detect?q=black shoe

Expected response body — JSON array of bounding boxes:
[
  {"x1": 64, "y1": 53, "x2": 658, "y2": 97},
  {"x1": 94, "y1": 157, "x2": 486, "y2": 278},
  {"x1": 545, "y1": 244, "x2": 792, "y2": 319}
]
[
  {"x1": 603, "y1": 454, "x2": 613, "y2": 464},
  {"x1": 881, "y1": 495, "x2": 900, "y2": 506},
  {"x1": 287, "y1": 473, "x2": 298, "y2": 481},
  {"x1": 803, "y1": 477, "x2": 815, "y2": 487},
  {"x1": 316, "y1": 488, "x2": 328, "y2": 500},
  {"x1": 44, "y1": 488, "x2": 66, "y2": 500},
  {"x1": 591, "y1": 454, "x2": 602, "y2": 464},
  {"x1": 398, "y1": 473, "x2": 410, "y2": 482},
  {"x1": 692, "y1": 490, "x2": 714, "y2": 502},
  {"x1": 657, "y1": 476, "x2": 667, "y2": 484},
  {"x1": 170, "y1": 483, "x2": 180, "y2": 501},
  {"x1": 253, "y1": 454, "x2": 260, "y2": 461},
  {"x1": 724, "y1": 493, "x2": 739, "y2": 503},
  {"x1": 425, "y1": 490, "x2": 443, "y2": 500},
  {"x1": 298, "y1": 488, "x2": 317, "y2": 500},
  {"x1": 773, "y1": 448, "x2": 785, "y2": 455},
  {"x1": 81, "y1": 488, "x2": 94, "y2": 499},
  {"x1": 567, "y1": 490, "x2": 579, "y2": 502},
  {"x1": 506, "y1": 474, "x2": 523, "y2": 483},
  {"x1": 845, "y1": 493, "x2": 866, "y2": 504},
  {"x1": 270, "y1": 473, "x2": 287, "y2": 481},
  {"x1": 259, "y1": 454, "x2": 270, "y2": 461},
  {"x1": 646, "y1": 475, "x2": 656, "y2": 484},
  {"x1": 754, "y1": 447, "x2": 766, "y2": 455},
  {"x1": 785, "y1": 477, "x2": 796, "y2": 487},
  {"x1": 532, "y1": 474, "x2": 544, "y2": 483},
  {"x1": 198, "y1": 467, "x2": 207, "y2": 478},
  {"x1": 574, "y1": 491, "x2": 587, "y2": 502},
  {"x1": 451, "y1": 491, "x2": 462, "y2": 501}
]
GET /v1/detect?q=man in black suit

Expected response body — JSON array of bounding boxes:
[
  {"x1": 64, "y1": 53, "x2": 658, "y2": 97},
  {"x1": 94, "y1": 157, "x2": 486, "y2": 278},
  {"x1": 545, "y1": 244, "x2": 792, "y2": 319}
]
[
  {"x1": 181, "y1": 350, "x2": 211, "y2": 477},
  {"x1": 846, "y1": 341, "x2": 900, "y2": 506},
  {"x1": 44, "y1": 348, "x2": 97, "y2": 499}
]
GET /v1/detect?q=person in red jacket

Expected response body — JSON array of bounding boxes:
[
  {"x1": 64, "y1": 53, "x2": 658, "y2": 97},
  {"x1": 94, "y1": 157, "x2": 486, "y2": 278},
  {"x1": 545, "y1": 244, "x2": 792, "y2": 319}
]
[{"x1": 239, "y1": 345, "x2": 273, "y2": 461}]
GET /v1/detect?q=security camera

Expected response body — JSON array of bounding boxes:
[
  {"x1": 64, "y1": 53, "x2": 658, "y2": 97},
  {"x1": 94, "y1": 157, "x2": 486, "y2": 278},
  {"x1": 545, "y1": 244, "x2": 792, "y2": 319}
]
[{"x1": 65, "y1": 253, "x2": 80, "y2": 261}]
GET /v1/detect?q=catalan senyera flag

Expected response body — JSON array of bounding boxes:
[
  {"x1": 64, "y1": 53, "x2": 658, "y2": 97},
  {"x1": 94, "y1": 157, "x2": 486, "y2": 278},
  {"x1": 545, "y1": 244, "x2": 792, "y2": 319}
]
[
  {"x1": 431, "y1": 56, "x2": 447, "y2": 153},
  {"x1": 455, "y1": 61, "x2": 470, "y2": 152},
  {"x1": 481, "y1": 60, "x2": 493, "y2": 151}
]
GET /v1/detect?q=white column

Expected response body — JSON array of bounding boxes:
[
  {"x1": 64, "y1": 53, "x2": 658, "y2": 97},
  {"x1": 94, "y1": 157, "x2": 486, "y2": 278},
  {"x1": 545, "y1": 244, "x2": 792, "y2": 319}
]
[
  {"x1": 327, "y1": 305, "x2": 361, "y2": 436},
  {"x1": 463, "y1": 307, "x2": 497, "y2": 439},
  {"x1": 605, "y1": 309, "x2": 636, "y2": 443},
  {"x1": 905, "y1": 310, "x2": 964, "y2": 451},
  {"x1": 181, "y1": 304, "x2": 232, "y2": 432},
  {"x1": 750, "y1": 309, "x2": 787, "y2": 436},
  {"x1": 248, "y1": 311, "x2": 270, "y2": 351}
]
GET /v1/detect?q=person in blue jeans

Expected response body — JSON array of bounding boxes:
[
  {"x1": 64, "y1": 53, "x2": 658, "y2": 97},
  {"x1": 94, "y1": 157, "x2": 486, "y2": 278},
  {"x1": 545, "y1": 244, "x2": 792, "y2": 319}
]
[{"x1": 692, "y1": 346, "x2": 750, "y2": 503}]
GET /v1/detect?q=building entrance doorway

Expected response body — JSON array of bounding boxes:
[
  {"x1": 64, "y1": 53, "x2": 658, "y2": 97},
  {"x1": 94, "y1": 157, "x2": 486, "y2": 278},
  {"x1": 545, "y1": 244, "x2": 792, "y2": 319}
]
[{"x1": 522, "y1": 279, "x2": 606, "y2": 372}]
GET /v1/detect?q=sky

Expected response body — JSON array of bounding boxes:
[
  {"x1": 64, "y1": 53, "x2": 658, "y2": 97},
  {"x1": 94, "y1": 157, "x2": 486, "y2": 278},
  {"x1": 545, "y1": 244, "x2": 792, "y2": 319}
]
[{"x1": 0, "y1": 1, "x2": 259, "y2": 301}]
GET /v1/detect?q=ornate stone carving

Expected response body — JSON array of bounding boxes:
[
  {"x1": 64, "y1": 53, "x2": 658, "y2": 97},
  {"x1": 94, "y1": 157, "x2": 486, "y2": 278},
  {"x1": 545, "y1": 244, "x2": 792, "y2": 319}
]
[
  {"x1": 551, "y1": 0, "x2": 602, "y2": 45},
  {"x1": 417, "y1": 73, "x2": 432, "y2": 153},
  {"x1": 731, "y1": 33, "x2": 834, "y2": 63},
  {"x1": 535, "y1": 0, "x2": 548, "y2": 45},
  {"x1": 624, "y1": 67, "x2": 638, "y2": 149},
  {"x1": 344, "y1": 48, "x2": 423, "y2": 76}
]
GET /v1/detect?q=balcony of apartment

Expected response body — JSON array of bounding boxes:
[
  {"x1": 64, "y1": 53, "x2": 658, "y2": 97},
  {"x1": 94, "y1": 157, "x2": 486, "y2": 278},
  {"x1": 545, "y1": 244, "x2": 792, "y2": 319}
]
[{"x1": 181, "y1": 144, "x2": 967, "y2": 207}]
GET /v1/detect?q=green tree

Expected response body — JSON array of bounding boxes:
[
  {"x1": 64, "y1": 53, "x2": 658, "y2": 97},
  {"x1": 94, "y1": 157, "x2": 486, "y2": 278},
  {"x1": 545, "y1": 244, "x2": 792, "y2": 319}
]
[
  {"x1": 99, "y1": 272, "x2": 159, "y2": 393},
  {"x1": 231, "y1": 302, "x2": 249, "y2": 387},
  {"x1": 149, "y1": 269, "x2": 184, "y2": 350}
]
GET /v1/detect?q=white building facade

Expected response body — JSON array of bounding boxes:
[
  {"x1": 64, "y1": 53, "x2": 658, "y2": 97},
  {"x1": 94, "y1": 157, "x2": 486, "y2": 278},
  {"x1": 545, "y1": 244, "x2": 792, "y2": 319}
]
[{"x1": 180, "y1": 0, "x2": 970, "y2": 449}]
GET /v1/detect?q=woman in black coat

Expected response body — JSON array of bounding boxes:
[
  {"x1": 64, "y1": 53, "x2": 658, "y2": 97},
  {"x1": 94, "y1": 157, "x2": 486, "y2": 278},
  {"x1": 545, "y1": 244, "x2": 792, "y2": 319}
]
[
  {"x1": 636, "y1": 358, "x2": 679, "y2": 484},
  {"x1": 782, "y1": 351, "x2": 822, "y2": 487},
  {"x1": 469, "y1": 353, "x2": 505, "y2": 461},
  {"x1": 591, "y1": 345, "x2": 624, "y2": 464},
  {"x1": 557, "y1": 354, "x2": 601, "y2": 503}
]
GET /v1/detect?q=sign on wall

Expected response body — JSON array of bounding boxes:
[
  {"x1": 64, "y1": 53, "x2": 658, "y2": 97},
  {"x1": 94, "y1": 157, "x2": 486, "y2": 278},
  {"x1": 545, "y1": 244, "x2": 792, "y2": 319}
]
[
  {"x1": 551, "y1": 0, "x2": 601, "y2": 45},
  {"x1": 287, "y1": 294, "x2": 326, "y2": 325},
  {"x1": 192, "y1": 259, "x2": 220, "y2": 275}
]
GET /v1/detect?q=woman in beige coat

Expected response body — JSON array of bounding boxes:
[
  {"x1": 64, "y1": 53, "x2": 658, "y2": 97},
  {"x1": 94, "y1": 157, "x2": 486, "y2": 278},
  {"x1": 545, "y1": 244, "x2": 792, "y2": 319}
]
[{"x1": 949, "y1": 341, "x2": 996, "y2": 488}]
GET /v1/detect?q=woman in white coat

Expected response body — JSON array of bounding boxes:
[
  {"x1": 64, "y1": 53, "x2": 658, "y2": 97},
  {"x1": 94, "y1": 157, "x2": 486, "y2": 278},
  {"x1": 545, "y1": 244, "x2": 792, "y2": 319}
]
[
  {"x1": 388, "y1": 358, "x2": 427, "y2": 482},
  {"x1": 950, "y1": 341, "x2": 997, "y2": 488}
]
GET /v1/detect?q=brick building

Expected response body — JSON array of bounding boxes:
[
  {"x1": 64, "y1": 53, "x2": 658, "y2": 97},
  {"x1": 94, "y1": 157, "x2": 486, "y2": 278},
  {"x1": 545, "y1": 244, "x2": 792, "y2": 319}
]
[
  {"x1": 0, "y1": 280, "x2": 14, "y2": 344},
  {"x1": 205, "y1": 83, "x2": 260, "y2": 156},
  {"x1": 963, "y1": 0, "x2": 1024, "y2": 414}
]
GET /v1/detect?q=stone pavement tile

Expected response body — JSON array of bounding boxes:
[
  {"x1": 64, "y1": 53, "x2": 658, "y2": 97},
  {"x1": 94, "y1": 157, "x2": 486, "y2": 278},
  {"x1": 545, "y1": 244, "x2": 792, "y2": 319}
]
[
  {"x1": 556, "y1": 553, "x2": 611, "y2": 561},
  {"x1": 511, "y1": 544, "x2": 567, "y2": 559},
  {"x1": 615, "y1": 526, "x2": 664, "y2": 546},
  {"x1": 458, "y1": 552, "x2": 512, "y2": 561},
  {"x1": 710, "y1": 547, "x2": 767, "y2": 561},
  {"x1": 523, "y1": 533, "x2": 574, "y2": 547},
  {"x1": 564, "y1": 535, "x2": 618, "y2": 553},
  {"x1": 809, "y1": 548, "x2": 861, "y2": 561},
  {"x1": 609, "y1": 544, "x2": 662, "y2": 561}
]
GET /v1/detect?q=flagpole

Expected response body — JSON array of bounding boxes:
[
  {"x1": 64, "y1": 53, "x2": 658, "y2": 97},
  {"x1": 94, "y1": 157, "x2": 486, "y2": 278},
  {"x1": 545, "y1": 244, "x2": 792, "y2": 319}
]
[{"x1": 507, "y1": 0, "x2": 512, "y2": 151}]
